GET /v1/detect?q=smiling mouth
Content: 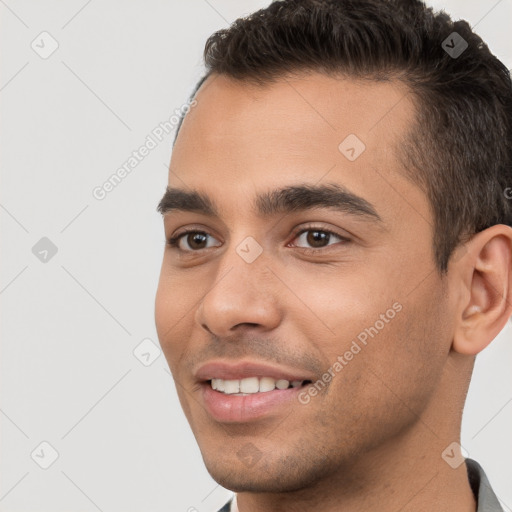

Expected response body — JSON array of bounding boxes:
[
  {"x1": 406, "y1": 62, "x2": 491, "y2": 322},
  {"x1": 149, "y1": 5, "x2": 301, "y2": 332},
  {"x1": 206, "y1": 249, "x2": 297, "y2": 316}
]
[{"x1": 208, "y1": 376, "x2": 313, "y2": 395}]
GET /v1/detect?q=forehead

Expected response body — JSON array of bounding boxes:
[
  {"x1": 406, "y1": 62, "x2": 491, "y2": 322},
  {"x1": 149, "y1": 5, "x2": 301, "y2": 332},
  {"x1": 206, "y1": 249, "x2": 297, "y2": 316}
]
[{"x1": 168, "y1": 73, "x2": 430, "y2": 227}]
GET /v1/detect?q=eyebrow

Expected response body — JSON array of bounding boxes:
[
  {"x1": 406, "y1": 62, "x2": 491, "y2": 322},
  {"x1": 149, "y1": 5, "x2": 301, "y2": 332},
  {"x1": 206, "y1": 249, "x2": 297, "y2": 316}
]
[{"x1": 157, "y1": 183, "x2": 383, "y2": 223}]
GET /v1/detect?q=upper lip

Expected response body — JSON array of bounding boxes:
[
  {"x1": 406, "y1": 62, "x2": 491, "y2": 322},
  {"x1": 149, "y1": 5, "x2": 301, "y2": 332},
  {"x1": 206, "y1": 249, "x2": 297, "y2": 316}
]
[{"x1": 194, "y1": 359, "x2": 316, "y2": 382}]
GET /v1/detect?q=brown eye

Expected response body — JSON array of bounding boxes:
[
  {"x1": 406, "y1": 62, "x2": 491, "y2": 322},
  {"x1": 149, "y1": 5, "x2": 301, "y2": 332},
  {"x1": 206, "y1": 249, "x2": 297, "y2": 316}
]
[
  {"x1": 293, "y1": 228, "x2": 346, "y2": 250},
  {"x1": 305, "y1": 230, "x2": 331, "y2": 248},
  {"x1": 168, "y1": 231, "x2": 221, "y2": 251},
  {"x1": 185, "y1": 232, "x2": 208, "y2": 250}
]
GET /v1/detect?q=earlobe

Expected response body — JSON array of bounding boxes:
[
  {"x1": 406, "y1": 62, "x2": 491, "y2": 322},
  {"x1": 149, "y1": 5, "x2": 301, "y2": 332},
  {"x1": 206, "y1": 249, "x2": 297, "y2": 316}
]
[{"x1": 452, "y1": 225, "x2": 512, "y2": 356}]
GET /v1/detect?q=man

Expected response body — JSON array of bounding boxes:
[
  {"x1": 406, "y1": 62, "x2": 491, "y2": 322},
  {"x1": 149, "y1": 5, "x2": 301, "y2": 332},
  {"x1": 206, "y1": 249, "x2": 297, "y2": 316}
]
[{"x1": 155, "y1": 0, "x2": 512, "y2": 510}]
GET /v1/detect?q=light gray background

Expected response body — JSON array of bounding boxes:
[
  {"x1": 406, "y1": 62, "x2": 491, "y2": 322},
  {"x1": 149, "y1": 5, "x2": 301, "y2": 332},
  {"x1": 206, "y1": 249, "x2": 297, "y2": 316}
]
[{"x1": 1, "y1": 1, "x2": 511, "y2": 511}]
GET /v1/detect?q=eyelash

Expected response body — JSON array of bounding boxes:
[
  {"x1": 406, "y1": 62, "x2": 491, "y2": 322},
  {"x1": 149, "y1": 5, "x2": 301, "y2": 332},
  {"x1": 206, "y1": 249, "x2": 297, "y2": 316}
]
[{"x1": 166, "y1": 225, "x2": 350, "y2": 255}]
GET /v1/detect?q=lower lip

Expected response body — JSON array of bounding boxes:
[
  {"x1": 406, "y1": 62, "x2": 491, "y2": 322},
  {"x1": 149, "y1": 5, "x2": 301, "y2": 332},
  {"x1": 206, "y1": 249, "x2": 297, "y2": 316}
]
[{"x1": 201, "y1": 383, "x2": 306, "y2": 423}]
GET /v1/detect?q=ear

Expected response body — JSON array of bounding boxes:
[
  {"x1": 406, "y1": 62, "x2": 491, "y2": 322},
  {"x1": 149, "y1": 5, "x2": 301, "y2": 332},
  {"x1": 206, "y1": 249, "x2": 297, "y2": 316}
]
[{"x1": 452, "y1": 224, "x2": 512, "y2": 355}]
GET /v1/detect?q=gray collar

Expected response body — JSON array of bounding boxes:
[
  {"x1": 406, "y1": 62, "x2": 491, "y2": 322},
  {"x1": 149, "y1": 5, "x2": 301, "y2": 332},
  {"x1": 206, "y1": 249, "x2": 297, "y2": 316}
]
[{"x1": 466, "y1": 458, "x2": 504, "y2": 511}]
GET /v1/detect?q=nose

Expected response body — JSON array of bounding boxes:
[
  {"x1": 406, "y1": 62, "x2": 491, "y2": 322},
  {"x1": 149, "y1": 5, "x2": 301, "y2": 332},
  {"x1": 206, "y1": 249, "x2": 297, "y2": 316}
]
[{"x1": 194, "y1": 247, "x2": 282, "y2": 338}]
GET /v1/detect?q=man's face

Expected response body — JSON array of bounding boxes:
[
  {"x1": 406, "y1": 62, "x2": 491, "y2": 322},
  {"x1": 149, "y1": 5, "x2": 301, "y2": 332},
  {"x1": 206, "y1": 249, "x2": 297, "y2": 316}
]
[{"x1": 155, "y1": 73, "x2": 456, "y2": 491}]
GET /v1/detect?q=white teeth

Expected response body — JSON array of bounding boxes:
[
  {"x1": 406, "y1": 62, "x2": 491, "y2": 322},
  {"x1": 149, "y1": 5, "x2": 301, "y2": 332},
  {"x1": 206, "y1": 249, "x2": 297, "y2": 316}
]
[
  {"x1": 211, "y1": 378, "x2": 226, "y2": 392},
  {"x1": 223, "y1": 380, "x2": 240, "y2": 394},
  {"x1": 239, "y1": 377, "x2": 259, "y2": 393},
  {"x1": 259, "y1": 377, "x2": 276, "y2": 392},
  {"x1": 210, "y1": 377, "x2": 305, "y2": 394},
  {"x1": 275, "y1": 379, "x2": 290, "y2": 390}
]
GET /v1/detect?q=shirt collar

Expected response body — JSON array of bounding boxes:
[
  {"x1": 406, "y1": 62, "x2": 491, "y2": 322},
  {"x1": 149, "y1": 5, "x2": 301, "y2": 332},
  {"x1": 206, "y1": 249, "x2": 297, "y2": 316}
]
[
  {"x1": 466, "y1": 458, "x2": 504, "y2": 512},
  {"x1": 224, "y1": 459, "x2": 504, "y2": 512}
]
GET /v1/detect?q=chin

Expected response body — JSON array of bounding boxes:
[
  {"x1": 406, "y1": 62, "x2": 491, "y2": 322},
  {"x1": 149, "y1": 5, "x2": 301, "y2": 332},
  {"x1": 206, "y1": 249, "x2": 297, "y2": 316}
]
[{"x1": 201, "y1": 449, "x2": 334, "y2": 494}]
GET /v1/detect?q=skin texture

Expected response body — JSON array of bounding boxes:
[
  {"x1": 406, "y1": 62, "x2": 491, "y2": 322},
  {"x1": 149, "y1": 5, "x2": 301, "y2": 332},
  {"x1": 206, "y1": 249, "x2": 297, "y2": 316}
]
[{"x1": 155, "y1": 73, "x2": 512, "y2": 512}]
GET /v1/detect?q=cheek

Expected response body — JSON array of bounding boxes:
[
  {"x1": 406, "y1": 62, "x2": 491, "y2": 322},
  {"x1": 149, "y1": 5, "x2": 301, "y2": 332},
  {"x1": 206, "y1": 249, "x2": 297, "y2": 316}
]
[
  {"x1": 327, "y1": 293, "x2": 449, "y2": 421},
  {"x1": 154, "y1": 279, "x2": 171, "y2": 342},
  {"x1": 308, "y1": 268, "x2": 449, "y2": 411},
  {"x1": 155, "y1": 256, "x2": 199, "y2": 327},
  {"x1": 295, "y1": 272, "x2": 395, "y2": 351},
  {"x1": 154, "y1": 270, "x2": 189, "y2": 367},
  {"x1": 155, "y1": 282, "x2": 195, "y2": 420}
]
